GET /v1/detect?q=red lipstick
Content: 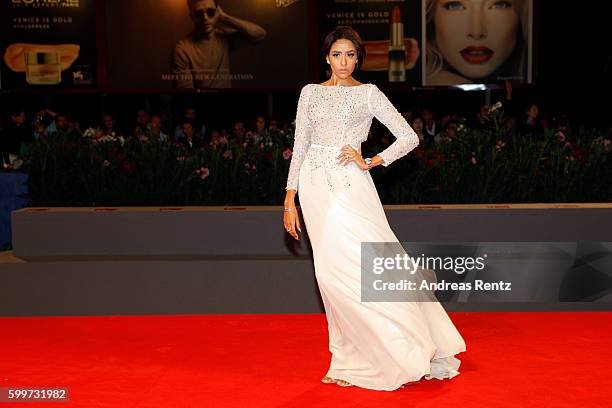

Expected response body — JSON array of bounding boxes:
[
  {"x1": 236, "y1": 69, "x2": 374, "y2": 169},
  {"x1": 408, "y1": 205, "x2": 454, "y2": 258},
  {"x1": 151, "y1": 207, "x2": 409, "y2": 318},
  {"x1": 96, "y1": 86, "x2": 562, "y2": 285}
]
[
  {"x1": 460, "y1": 46, "x2": 494, "y2": 64},
  {"x1": 388, "y1": 6, "x2": 406, "y2": 82}
]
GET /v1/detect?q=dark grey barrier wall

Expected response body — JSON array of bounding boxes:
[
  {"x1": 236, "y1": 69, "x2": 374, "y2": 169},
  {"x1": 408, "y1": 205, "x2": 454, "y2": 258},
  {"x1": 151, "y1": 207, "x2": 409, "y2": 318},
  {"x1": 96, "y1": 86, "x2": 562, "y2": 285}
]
[
  {"x1": 10, "y1": 204, "x2": 612, "y2": 258},
  {"x1": 2, "y1": 204, "x2": 611, "y2": 316},
  {"x1": 11, "y1": 206, "x2": 313, "y2": 258}
]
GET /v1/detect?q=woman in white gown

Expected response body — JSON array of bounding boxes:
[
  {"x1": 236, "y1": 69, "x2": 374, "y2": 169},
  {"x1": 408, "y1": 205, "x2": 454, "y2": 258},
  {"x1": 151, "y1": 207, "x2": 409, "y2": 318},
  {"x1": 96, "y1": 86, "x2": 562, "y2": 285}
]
[{"x1": 283, "y1": 26, "x2": 466, "y2": 391}]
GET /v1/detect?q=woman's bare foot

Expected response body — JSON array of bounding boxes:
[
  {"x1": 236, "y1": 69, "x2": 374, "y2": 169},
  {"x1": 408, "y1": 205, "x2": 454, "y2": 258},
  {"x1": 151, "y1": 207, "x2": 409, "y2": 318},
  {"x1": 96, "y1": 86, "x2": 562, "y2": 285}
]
[
  {"x1": 321, "y1": 376, "x2": 336, "y2": 384},
  {"x1": 321, "y1": 376, "x2": 353, "y2": 387},
  {"x1": 335, "y1": 379, "x2": 353, "y2": 387}
]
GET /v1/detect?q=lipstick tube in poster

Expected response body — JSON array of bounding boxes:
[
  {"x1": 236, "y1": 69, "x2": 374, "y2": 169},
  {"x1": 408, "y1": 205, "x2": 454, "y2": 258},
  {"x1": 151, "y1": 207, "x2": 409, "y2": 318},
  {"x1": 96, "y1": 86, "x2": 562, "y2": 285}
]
[{"x1": 388, "y1": 6, "x2": 406, "y2": 82}]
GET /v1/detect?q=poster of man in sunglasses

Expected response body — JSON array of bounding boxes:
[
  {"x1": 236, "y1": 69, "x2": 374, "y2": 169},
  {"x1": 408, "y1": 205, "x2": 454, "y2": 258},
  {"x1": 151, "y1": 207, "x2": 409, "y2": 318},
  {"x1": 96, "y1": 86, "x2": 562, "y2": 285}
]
[{"x1": 171, "y1": 0, "x2": 266, "y2": 89}]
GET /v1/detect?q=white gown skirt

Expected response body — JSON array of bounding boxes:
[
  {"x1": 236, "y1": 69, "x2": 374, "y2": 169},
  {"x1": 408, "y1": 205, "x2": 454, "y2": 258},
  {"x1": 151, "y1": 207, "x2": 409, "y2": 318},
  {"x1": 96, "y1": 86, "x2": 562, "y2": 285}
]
[{"x1": 297, "y1": 144, "x2": 467, "y2": 391}]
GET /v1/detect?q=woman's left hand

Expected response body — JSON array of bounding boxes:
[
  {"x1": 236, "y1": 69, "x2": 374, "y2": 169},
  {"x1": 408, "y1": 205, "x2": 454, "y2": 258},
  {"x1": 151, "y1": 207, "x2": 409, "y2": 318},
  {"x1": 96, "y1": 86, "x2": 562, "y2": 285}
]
[{"x1": 337, "y1": 144, "x2": 368, "y2": 170}]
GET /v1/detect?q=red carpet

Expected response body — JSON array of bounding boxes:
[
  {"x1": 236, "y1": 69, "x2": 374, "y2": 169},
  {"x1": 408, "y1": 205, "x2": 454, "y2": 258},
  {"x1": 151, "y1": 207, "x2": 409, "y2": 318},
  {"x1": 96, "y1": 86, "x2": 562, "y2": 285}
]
[{"x1": 1, "y1": 312, "x2": 611, "y2": 407}]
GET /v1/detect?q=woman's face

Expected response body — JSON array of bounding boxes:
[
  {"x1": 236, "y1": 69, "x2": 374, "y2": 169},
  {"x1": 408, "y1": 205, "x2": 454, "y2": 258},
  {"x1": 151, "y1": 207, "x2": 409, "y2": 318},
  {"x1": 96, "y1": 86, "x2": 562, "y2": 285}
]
[
  {"x1": 434, "y1": 0, "x2": 520, "y2": 79},
  {"x1": 327, "y1": 39, "x2": 358, "y2": 79}
]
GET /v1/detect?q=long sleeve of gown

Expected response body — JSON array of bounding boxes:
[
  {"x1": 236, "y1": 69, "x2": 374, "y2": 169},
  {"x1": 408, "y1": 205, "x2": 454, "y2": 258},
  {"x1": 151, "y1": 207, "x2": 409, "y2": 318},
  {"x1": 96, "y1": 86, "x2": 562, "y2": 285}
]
[
  {"x1": 367, "y1": 84, "x2": 420, "y2": 167},
  {"x1": 285, "y1": 84, "x2": 312, "y2": 192}
]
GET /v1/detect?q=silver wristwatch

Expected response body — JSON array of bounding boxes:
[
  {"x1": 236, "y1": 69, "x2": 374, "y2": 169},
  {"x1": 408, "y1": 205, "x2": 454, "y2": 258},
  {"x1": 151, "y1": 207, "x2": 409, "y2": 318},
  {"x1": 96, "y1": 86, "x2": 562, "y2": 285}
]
[{"x1": 364, "y1": 157, "x2": 372, "y2": 170}]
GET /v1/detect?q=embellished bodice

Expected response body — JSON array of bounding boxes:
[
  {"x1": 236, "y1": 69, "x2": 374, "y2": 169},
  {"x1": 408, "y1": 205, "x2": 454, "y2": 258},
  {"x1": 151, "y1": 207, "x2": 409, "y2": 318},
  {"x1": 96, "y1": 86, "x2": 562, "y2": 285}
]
[{"x1": 285, "y1": 83, "x2": 419, "y2": 192}]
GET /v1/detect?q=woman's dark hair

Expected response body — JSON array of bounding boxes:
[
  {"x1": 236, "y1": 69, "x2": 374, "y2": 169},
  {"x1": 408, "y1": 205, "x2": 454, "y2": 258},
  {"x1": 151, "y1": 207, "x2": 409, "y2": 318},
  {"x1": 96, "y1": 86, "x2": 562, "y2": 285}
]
[{"x1": 321, "y1": 26, "x2": 366, "y2": 72}]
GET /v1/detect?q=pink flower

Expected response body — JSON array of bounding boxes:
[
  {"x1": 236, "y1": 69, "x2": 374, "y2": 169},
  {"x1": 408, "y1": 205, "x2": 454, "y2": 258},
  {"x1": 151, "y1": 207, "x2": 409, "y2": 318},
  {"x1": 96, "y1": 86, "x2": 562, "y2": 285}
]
[
  {"x1": 495, "y1": 140, "x2": 505, "y2": 152},
  {"x1": 282, "y1": 148, "x2": 292, "y2": 160},
  {"x1": 103, "y1": 160, "x2": 110, "y2": 167},
  {"x1": 556, "y1": 131, "x2": 566, "y2": 142},
  {"x1": 471, "y1": 156, "x2": 477, "y2": 165},
  {"x1": 194, "y1": 166, "x2": 210, "y2": 180},
  {"x1": 259, "y1": 142, "x2": 264, "y2": 149},
  {"x1": 223, "y1": 149, "x2": 233, "y2": 159},
  {"x1": 176, "y1": 156, "x2": 185, "y2": 161}
]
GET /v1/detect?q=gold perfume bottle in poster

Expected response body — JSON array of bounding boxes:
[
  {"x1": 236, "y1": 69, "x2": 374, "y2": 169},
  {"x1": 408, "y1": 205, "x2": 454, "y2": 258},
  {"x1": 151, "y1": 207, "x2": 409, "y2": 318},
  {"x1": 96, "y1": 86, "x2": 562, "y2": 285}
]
[{"x1": 3, "y1": 43, "x2": 80, "y2": 85}]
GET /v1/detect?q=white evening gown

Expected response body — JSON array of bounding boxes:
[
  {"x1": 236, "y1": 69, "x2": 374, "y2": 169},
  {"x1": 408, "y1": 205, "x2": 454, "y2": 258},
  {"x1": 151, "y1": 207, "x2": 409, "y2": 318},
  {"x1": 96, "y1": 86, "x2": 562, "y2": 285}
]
[{"x1": 285, "y1": 83, "x2": 466, "y2": 391}]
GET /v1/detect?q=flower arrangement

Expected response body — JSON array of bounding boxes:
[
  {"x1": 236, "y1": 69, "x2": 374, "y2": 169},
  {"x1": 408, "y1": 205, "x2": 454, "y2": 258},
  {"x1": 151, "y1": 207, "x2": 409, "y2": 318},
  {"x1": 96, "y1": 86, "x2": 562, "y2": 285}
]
[
  {"x1": 367, "y1": 103, "x2": 612, "y2": 204},
  {"x1": 16, "y1": 106, "x2": 612, "y2": 206}
]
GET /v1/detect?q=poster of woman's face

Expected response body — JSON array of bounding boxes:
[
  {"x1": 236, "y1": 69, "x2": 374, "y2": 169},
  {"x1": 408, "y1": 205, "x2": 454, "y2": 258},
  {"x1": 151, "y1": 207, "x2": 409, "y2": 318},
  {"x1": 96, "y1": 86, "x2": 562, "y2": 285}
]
[{"x1": 423, "y1": 0, "x2": 532, "y2": 86}]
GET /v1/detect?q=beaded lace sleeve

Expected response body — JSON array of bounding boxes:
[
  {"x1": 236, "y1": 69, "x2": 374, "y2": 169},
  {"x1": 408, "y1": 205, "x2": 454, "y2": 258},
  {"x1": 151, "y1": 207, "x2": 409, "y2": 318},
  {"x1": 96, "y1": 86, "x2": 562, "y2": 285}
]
[
  {"x1": 367, "y1": 84, "x2": 419, "y2": 167},
  {"x1": 285, "y1": 84, "x2": 312, "y2": 192}
]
